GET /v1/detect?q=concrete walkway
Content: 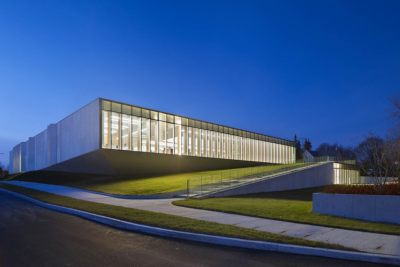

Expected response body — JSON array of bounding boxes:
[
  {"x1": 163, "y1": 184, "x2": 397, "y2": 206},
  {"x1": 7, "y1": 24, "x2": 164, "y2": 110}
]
[{"x1": 3, "y1": 181, "x2": 400, "y2": 257}]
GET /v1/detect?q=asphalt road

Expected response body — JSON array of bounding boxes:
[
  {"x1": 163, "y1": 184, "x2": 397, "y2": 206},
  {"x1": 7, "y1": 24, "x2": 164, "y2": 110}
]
[{"x1": 0, "y1": 191, "x2": 384, "y2": 267}]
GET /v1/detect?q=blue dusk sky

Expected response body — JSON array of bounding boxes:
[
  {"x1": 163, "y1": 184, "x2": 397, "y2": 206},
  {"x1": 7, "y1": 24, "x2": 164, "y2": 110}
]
[{"x1": 1, "y1": 0, "x2": 399, "y2": 167}]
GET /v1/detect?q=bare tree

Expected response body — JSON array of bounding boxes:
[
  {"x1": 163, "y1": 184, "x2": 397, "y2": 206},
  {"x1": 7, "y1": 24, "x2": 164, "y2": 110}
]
[
  {"x1": 355, "y1": 133, "x2": 392, "y2": 192},
  {"x1": 316, "y1": 142, "x2": 331, "y2": 151},
  {"x1": 353, "y1": 93, "x2": 400, "y2": 191},
  {"x1": 386, "y1": 93, "x2": 400, "y2": 186},
  {"x1": 386, "y1": 133, "x2": 400, "y2": 186},
  {"x1": 316, "y1": 142, "x2": 356, "y2": 160},
  {"x1": 387, "y1": 93, "x2": 400, "y2": 135}
]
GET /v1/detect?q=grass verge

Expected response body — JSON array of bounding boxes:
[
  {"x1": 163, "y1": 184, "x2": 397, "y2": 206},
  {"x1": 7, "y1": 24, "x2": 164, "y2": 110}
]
[
  {"x1": 0, "y1": 172, "x2": 25, "y2": 181},
  {"x1": 173, "y1": 186, "x2": 400, "y2": 235},
  {"x1": 0, "y1": 183, "x2": 355, "y2": 251},
  {"x1": 5, "y1": 164, "x2": 304, "y2": 196}
]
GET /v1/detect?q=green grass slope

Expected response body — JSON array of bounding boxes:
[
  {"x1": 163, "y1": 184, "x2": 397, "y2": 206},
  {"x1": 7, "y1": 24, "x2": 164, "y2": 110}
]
[
  {"x1": 3, "y1": 164, "x2": 302, "y2": 195},
  {"x1": 173, "y1": 186, "x2": 400, "y2": 235}
]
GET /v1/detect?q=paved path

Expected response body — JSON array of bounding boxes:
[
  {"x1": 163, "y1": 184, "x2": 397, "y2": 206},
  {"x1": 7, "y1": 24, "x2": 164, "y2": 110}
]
[
  {"x1": 1, "y1": 191, "x2": 383, "y2": 267},
  {"x1": 3, "y1": 181, "x2": 400, "y2": 257}
]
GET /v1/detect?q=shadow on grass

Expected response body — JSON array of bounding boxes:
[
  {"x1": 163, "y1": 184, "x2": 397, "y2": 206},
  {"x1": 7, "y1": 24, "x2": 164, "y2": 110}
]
[{"x1": 2, "y1": 170, "x2": 179, "y2": 186}]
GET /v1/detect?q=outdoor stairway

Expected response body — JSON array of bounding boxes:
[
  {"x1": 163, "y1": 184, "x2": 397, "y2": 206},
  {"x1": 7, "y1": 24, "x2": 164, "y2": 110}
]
[{"x1": 187, "y1": 162, "x2": 328, "y2": 198}]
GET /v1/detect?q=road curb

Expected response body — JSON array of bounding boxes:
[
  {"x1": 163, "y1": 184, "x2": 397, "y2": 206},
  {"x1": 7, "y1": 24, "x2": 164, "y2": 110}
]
[{"x1": 1, "y1": 187, "x2": 399, "y2": 266}]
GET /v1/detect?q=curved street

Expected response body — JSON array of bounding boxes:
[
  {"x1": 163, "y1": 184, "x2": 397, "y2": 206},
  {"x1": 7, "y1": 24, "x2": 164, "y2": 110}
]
[{"x1": 0, "y1": 191, "x2": 384, "y2": 267}]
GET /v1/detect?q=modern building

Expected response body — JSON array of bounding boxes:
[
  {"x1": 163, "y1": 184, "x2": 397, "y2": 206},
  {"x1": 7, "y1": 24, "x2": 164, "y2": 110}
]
[
  {"x1": 9, "y1": 98, "x2": 296, "y2": 175},
  {"x1": 302, "y1": 150, "x2": 359, "y2": 184}
]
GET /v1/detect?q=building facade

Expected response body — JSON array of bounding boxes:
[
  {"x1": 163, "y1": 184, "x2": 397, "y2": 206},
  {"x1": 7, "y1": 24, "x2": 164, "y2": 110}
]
[{"x1": 9, "y1": 98, "x2": 296, "y2": 175}]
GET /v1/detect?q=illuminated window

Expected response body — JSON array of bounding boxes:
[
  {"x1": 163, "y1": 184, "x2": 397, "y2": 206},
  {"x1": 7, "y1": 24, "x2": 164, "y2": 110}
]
[
  {"x1": 150, "y1": 120, "x2": 158, "y2": 153},
  {"x1": 131, "y1": 116, "x2": 140, "y2": 151},
  {"x1": 102, "y1": 111, "x2": 110, "y2": 148},
  {"x1": 188, "y1": 127, "x2": 193, "y2": 156},
  {"x1": 181, "y1": 126, "x2": 188, "y2": 155},
  {"x1": 167, "y1": 123, "x2": 174, "y2": 154},
  {"x1": 121, "y1": 114, "x2": 131, "y2": 150},
  {"x1": 111, "y1": 112, "x2": 120, "y2": 149},
  {"x1": 159, "y1": 121, "x2": 166, "y2": 153},
  {"x1": 174, "y1": 124, "x2": 180, "y2": 155},
  {"x1": 141, "y1": 118, "x2": 150, "y2": 152}
]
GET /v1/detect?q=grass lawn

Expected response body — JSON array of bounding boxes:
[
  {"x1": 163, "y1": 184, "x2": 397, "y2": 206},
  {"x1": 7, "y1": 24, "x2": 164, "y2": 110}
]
[
  {"x1": 0, "y1": 183, "x2": 354, "y2": 251},
  {"x1": 4, "y1": 163, "x2": 303, "y2": 196},
  {"x1": 0, "y1": 172, "x2": 24, "y2": 181},
  {"x1": 173, "y1": 186, "x2": 400, "y2": 235}
]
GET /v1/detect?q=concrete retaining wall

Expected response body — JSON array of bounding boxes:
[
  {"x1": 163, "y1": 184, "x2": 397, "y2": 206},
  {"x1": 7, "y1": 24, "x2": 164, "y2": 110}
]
[
  {"x1": 207, "y1": 163, "x2": 334, "y2": 197},
  {"x1": 313, "y1": 193, "x2": 400, "y2": 224}
]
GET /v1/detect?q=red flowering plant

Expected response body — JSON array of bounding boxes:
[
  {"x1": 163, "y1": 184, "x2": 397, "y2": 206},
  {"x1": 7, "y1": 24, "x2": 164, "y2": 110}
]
[{"x1": 324, "y1": 184, "x2": 400, "y2": 196}]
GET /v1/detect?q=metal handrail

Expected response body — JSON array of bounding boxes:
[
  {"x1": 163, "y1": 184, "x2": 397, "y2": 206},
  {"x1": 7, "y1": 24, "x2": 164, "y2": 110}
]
[{"x1": 187, "y1": 156, "x2": 356, "y2": 198}]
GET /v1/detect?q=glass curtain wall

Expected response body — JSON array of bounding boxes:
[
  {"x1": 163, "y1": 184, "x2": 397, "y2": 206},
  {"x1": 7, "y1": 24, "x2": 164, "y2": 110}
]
[
  {"x1": 111, "y1": 112, "x2": 121, "y2": 149},
  {"x1": 102, "y1": 111, "x2": 110, "y2": 148},
  {"x1": 121, "y1": 114, "x2": 131, "y2": 150},
  {"x1": 131, "y1": 116, "x2": 140, "y2": 151},
  {"x1": 101, "y1": 100, "x2": 295, "y2": 164},
  {"x1": 334, "y1": 163, "x2": 360, "y2": 184}
]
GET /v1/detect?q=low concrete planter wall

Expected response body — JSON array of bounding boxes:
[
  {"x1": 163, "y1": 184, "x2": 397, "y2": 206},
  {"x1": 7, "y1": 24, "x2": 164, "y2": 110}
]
[{"x1": 313, "y1": 193, "x2": 400, "y2": 225}]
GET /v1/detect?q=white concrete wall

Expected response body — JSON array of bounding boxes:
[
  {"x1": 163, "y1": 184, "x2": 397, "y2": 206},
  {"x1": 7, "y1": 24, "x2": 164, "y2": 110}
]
[
  {"x1": 57, "y1": 99, "x2": 100, "y2": 163},
  {"x1": 12, "y1": 144, "x2": 21, "y2": 174},
  {"x1": 47, "y1": 123, "x2": 57, "y2": 166},
  {"x1": 20, "y1": 142, "x2": 27, "y2": 172},
  {"x1": 34, "y1": 130, "x2": 48, "y2": 170},
  {"x1": 9, "y1": 99, "x2": 100, "y2": 174},
  {"x1": 27, "y1": 137, "x2": 35, "y2": 171},
  {"x1": 9, "y1": 151, "x2": 13, "y2": 174},
  {"x1": 209, "y1": 163, "x2": 334, "y2": 197},
  {"x1": 313, "y1": 193, "x2": 400, "y2": 225}
]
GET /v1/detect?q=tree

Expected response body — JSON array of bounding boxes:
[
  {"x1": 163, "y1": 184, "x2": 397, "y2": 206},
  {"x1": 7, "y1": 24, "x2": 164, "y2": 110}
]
[
  {"x1": 316, "y1": 142, "x2": 356, "y2": 160},
  {"x1": 354, "y1": 133, "x2": 392, "y2": 191},
  {"x1": 386, "y1": 133, "x2": 400, "y2": 183},
  {"x1": 386, "y1": 93, "x2": 400, "y2": 185},
  {"x1": 316, "y1": 142, "x2": 330, "y2": 151},
  {"x1": 303, "y1": 138, "x2": 312, "y2": 151},
  {"x1": 352, "y1": 93, "x2": 400, "y2": 191},
  {"x1": 294, "y1": 134, "x2": 302, "y2": 160},
  {"x1": 387, "y1": 93, "x2": 400, "y2": 135}
]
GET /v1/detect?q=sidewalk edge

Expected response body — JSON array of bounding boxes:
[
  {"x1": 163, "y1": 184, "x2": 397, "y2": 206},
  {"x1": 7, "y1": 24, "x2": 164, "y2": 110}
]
[{"x1": 1, "y1": 188, "x2": 399, "y2": 266}]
